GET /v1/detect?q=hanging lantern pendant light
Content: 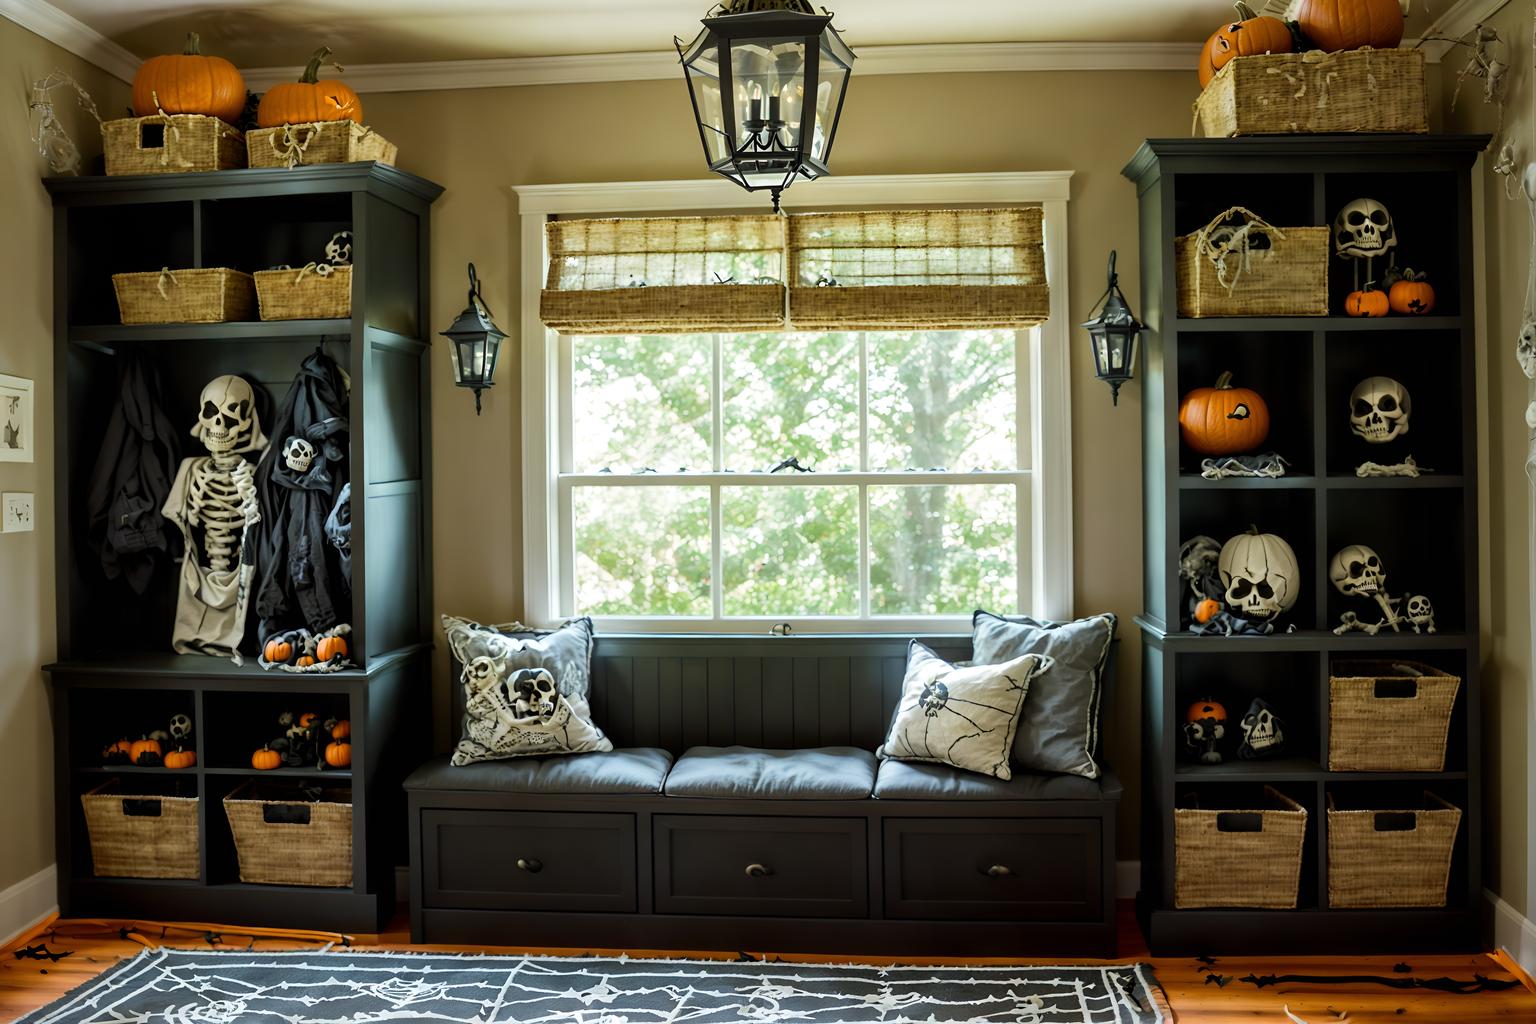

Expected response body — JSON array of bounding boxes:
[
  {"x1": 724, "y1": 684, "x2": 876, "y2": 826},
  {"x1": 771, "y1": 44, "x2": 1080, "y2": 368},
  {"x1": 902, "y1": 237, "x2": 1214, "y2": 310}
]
[{"x1": 677, "y1": 0, "x2": 856, "y2": 211}]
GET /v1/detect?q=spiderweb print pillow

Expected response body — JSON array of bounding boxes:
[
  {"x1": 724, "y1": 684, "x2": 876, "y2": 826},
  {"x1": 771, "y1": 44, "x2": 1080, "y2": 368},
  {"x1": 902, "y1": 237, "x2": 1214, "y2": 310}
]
[{"x1": 878, "y1": 641, "x2": 1053, "y2": 780}]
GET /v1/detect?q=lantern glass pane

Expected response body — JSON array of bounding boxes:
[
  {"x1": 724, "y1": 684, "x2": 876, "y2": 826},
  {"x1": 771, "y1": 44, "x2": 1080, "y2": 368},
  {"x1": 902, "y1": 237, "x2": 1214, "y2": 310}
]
[
  {"x1": 730, "y1": 37, "x2": 806, "y2": 150},
  {"x1": 448, "y1": 335, "x2": 464, "y2": 381},
  {"x1": 683, "y1": 41, "x2": 730, "y2": 163},
  {"x1": 483, "y1": 336, "x2": 502, "y2": 380},
  {"x1": 456, "y1": 337, "x2": 487, "y2": 382},
  {"x1": 811, "y1": 62, "x2": 847, "y2": 161}
]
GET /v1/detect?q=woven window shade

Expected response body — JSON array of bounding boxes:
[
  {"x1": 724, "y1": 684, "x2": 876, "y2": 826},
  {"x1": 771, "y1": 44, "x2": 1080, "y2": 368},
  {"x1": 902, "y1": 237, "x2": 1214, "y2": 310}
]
[
  {"x1": 787, "y1": 208, "x2": 1050, "y2": 330},
  {"x1": 540, "y1": 215, "x2": 787, "y2": 334}
]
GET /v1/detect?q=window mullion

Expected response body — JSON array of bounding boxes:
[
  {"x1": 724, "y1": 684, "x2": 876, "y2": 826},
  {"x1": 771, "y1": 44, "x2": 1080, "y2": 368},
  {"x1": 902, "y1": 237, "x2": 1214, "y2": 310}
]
[
  {"x1": 857, "y1": 332, "x2": 871, "y2": 619},
  {"x1": 712, "y1": 333, "x2": 725, "y2": 620}
]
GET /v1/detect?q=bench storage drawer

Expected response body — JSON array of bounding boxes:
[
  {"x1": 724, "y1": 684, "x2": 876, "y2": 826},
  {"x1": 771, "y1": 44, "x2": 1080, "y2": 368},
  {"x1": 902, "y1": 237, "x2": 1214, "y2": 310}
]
[
  {"x1": 654, "y1": 815, "x2": 867, "y2": 918},
  {"x1": 421, "y1": 809, "x2": 636, "y2": 912},
  {"x1": 884, "y1": 818, "x2": 1102, "y2": 921}
]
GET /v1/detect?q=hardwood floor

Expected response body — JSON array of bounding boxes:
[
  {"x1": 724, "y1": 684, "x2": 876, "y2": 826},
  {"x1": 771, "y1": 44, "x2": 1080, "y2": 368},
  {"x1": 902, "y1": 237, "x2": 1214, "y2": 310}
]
[{"x1": 2, "y1": 902, "x2": 1533, "y2": 1022}]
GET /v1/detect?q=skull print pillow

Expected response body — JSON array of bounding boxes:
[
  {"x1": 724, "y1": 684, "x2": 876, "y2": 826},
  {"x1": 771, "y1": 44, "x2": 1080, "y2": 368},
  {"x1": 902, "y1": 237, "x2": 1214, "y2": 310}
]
[
  {"x1": 443, "y1": 615, "x2": 611, "y2": 766},
  {"x1": 878, "y1": 641, "x2": 1054, "y2": 781}
]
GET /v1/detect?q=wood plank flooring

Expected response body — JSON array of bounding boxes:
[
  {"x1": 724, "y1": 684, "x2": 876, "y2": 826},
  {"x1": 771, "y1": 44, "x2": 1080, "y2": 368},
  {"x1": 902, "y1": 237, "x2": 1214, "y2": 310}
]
[{"x1": 2, "y1": 903, "x2": 1533, "y2": 1022}]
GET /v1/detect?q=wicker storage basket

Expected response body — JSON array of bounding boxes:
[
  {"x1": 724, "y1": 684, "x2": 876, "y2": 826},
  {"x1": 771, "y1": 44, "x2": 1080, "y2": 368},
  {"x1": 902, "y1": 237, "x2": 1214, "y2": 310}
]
[
  {"x1": 1327, "y1": 792, "x2": 1461, "y2": 908},
  {"x1": 1329, "y1": 660, "x2": 1460, "y2": 772},
  {"x1": 254, "y1": 264, "x2": 352, "y2": 320},
  {"x1": 224, "y1": 780, "x2": 352, "y2": 887},
  {"x1": 1175, "y1": 785, "x2": 1307, "y2": 909},
  {"x1": 1176, "y1": 206, "x2": 1329, "y2": 318},
  {"x1": 103, "y1": 113, "x2": 245, "y2": 176},
  {"x1": 1196, "y1": 48, "x2": 1428, "y2": 139},
  {"x1": 246, "y1": 121, "x2": 397, "y2": 169},
  {"x1": 81, "y1": 780, "x2": 199, "y2": 880},
  {"x1": 113, "y1": 267, "x2": 255, "y2": 325}
]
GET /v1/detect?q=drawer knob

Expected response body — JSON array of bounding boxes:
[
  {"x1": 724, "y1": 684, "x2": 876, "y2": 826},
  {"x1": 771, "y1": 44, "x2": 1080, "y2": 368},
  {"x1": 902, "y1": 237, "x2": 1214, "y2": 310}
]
[
  {"x1": 745, "y1": 863, "x2": 772, "y2": 878},
  {"x1": 986, "y1": 864, "x2": 1013, "y2": 878},
  {"x1": 516, "y1": 857, "x2": 543, "y2": 873}
]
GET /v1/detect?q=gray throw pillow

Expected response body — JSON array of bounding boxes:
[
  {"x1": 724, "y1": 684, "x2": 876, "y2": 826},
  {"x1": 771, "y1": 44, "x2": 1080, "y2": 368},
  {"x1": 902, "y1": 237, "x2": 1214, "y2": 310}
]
[
  {"x1": 877, "y1": 640, "x2": 1053, "y2": 781},
  {"x1": 972, "y1": 610, "x2": 1116, "y2": 779},
  {"x1": 442, "y1": 616, "x2": 611, "y2": 767}
]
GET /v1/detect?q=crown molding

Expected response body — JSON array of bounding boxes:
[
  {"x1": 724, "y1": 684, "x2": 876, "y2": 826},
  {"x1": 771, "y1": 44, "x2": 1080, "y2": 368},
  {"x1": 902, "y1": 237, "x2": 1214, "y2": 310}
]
[
  {"x1": 0, "y1": 0, "x2": 139, "y2": 82},
  {"x1": 1415, "y1": 0, "x2": 1510, "y2": 62}
]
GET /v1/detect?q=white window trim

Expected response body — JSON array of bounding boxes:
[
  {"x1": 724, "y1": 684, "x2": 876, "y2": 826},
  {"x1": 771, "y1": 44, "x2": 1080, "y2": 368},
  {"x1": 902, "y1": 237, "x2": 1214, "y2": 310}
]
[{"x1": 514, "y1": 171, "x2": 1075, "y2": 633}]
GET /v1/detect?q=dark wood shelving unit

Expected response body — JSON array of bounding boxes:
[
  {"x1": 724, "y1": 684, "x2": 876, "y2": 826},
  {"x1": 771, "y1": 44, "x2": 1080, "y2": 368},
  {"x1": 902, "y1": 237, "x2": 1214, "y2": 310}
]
[
  {"x1": 44, "y1": 162, "x2": 442, "y2": 932},
  {"x1": 1124, "y1": 135, "x2": 1488, "y2": 955}
]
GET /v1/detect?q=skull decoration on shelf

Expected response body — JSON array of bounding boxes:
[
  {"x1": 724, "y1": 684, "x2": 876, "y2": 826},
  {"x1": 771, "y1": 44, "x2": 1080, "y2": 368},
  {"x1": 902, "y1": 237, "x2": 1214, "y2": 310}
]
[
  {"x1": 1329, "y1": 543, "x2": 1385, "y2": 597},
  {"x1": 1238, "y1": 698, "x2": 1285, "y2": 760},
  {"x1": 1517, "y1": 319, "x2": 1536, "y2": 380},
  {"x1": 1349, "y1": 376, "x2": 1412, "y2": 444},
  {"x1": 168, "y1": 713, "x2": 193, "y2": 745},
  {"x1": 511, "y1": 668, "x2": 560, "y2": 722},
  {"x1": 194, "y1": 375, "x2": 258, "y2": 456},
  {"x1": 1218, "y1": 528, "x2": 1301, "y2": 623},
  {"x1": 1404, "y1": 594, "x2": 1437, "y2": 634},
  {"x1": 1330, "y1": 543, "x2": 1438, "y2": 635},
  {"x1": 1182, "y1": 698, "x2": 1228, "y2": 766},
  {"x1": 325, "y1": 230, "x2": 353, "y2": 266},
  {"x1": 282, "y1": 435, "x2": 317, "y2": 474},
  {"x1": 1333, "y1": 198, "x2": 1398, "y2": 291}
]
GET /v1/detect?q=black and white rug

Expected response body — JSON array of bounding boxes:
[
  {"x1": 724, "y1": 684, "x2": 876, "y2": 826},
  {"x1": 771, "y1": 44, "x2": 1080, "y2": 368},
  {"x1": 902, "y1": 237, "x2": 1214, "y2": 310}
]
[{"x1": 21, "y1": 949, "x2": 1167, "y2": 1023}]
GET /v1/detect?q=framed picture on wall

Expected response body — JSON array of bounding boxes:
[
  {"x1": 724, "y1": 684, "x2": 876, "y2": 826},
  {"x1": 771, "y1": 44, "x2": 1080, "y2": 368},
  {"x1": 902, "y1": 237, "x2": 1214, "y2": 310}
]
[{"x1": 0, "y1": 374, "x2": 35, "y2": 464}]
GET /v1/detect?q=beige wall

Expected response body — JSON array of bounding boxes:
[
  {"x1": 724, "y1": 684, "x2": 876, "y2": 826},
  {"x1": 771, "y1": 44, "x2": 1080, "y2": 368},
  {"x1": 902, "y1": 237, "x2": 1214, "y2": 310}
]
[
  {"x1": 0, "y1": 20, "x2": 129, "y2": 895},
  {"x1": 1439, "y1": 12, "x2": 1533, "y2": 918}
]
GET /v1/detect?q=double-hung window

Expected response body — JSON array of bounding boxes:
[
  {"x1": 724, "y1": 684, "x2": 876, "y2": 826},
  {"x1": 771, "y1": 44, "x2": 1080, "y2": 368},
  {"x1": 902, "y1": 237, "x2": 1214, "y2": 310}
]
[{"x1": 517, "y1": 174, "x2": 1073, "y2": 633}]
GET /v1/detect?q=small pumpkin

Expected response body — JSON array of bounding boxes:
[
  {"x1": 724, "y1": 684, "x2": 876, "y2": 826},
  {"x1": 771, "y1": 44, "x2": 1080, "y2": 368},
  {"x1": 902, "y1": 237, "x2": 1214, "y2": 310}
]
[
  {"x1": 296, "y1": 655, "x2": 316, "y2": 668},
  {"x1": 264, "y1": 638, "x2": 294, "y2": 663},
  {"x1": 1345, "y1": 286, "x2": 1390, "y2": 317},
  {"x1": 132, "y1": 32, "x2": 246, "y2": 124},
  {"x1": 1207, "y1": 2, "x2": 1294, "y2": 79},
  {"x1": 324, "y1": 741, "x2": 352, "y2": 768},
  {"x1": 163, "y1": 747, "x2": 197, "y2": 770},
  {"x1": 298, "y1": 712, "x2": 321, "y2": 729},
  {"x1": 1293, "y1": 0, "x2": 1404, "y2": 53},
  {"x1": 329, "y1": 719, "x2": 351, "y2": 741},
  {"x1": 317, "y1": 635, "x2": 348, "y2": 662},
  {"x1": 103, "y1": 738, "x2": 133, "y2": 763},
  {"x1": 1186, "y1": 698, "x2": 1228, "y2": 723},
  {"x1": 1194, "y1": 598, "x2": 1223, "y2": 624},
  {"x1": 251, "y1": 746, "x2": 282, "y2": 771},
  {"x1": 130, "y1": 736, "x2": 162, "y2": 767},
  {"x1": 256, "y1": 47, "x2": 363, "y2": 129},
  {"x1": 1388, "y1": 268, "x2": 1435, "y2": 315},
  {"x1": 1178, "y1": 371, "x2": 1271, "y2": 456}
]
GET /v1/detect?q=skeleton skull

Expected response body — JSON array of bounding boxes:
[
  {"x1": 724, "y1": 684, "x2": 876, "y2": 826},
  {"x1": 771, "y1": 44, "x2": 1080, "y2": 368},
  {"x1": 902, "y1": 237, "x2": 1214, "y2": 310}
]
[
  {"x1": 1239, "y1": 698, "x2": 1284, "y2": 760},
  {"x1": 282, "y1": 435, "x2": 317, "y2": 474},
  {"x1": 510, "y1": 668, "x2": 559, "y2": 720},
  {"x1": 1334, "y1": 198, "x2": 1397, "y2": 259},
  {"x1": 919, "y1": 679, "x2": 950, "y2": 718},
  {"x1": 325, "y1": 231, "x2": 353, "y2": 266},
  {"x1": 464, "y1": 656, "x2": 500, "y2": 693},
  {"x1": 168, "y1": 713, "x2": 192, "y2": 741},
  {"x1": 1405, "y1": 594, "x2": 1437, "y2": 634},
  {"x1": 192, "y1": 375, "x2": 259, "y2": 455},
  {"x1": 1518, "y1": 319, "x2": 1536, "y2": 380},
  {"x1": 1218, "y1": 532, "x2": 1299, "y2": 622},
  {"x1": 1350, "y1": 376, "x2": 1411, "y2": 444},
  {"x1": 1330, "y1": 544, "x2": 1386, "y2": 596}
]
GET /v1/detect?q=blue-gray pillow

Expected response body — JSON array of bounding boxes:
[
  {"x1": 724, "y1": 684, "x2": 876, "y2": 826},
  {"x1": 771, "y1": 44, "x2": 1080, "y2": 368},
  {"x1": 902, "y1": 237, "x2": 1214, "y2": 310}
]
[{"x1": 971, "y1": 611, "x2": 1116, "y2": 779}]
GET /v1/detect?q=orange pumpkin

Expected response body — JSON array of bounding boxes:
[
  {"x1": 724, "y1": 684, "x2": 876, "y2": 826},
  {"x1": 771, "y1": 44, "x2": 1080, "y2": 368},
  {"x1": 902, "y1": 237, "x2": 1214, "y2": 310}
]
[
  {"x1": 132, "y1": 32, "x2": 246, "y2": 124},
  {"x1": 1207, "y1": 2, "x2": 1294, "y2": 79},
  {"x1": 1294, "y1": 0, "x2": 1404, "y2": 53},
  {"x1": 251, "y1": 746, "x2": 282, "y2": 771},
  {"x1": 329, "y1": 719, "x2": 351, "y2": 741},
  {"x1": 324, "y1": 741, "x2": 352, "y2": 768},
  {"x1": 264, "y1": 638, "x2": 294, "y2": 663},
  {"x1": 317, "y1": 635, "x2": 348, "y2": 662},
  {"x1": 1178, "y1": 371, "x2": 1271, "y2": 456},
  {"x1": 1194, "y1": 598, "x2": 1223, "y2": 624},
  {"x1": 1345, "y1": 287, "x2": 1390, "y2": 317},
  {"x1": 103, "y1": 737, "x2": 133, "y2": 761},
  {"x1": 298, "y1": 712, "x2": 320, "y2": 729},
  {"x1": 163, "y1": 747, "x2": 197, "y2": 770},
  {"x1": 1388, "y1": 269, "x2": 1435, "y2": 315},
  {"x1": 1198, "y1": 32, "x2": 1221, "y2": 88},
  {"x1": 1186, "y1": 698, "x2": 1228, "y2": 723},
  {"x1": 130, "y1": 737, "x2": 162, "y2": 767},
  {"x1": 256, "y1": 47, "x2": 363, "y2": 129},
  {"x1": 296, "y1": 655, "x2": 316, "y2": 668}
]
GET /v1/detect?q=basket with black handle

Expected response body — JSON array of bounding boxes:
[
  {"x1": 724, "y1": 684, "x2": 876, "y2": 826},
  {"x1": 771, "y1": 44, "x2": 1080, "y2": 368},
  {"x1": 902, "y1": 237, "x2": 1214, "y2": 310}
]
[
  {"x1": 1174, "y1": 785, "x2": 1307, "y2": 909},
  {"x1": 81, "y1": 779, "x2": 199, "y2": 879},
  {"x1": 223, "y1": 779, "x2": 352, "y2": 887}
]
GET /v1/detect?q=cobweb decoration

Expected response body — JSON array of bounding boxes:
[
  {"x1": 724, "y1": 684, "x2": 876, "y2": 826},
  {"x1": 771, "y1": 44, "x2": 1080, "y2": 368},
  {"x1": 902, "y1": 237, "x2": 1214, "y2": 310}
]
[{"x1": 27, "y1": 70, "x2": 101, "y2": 176}]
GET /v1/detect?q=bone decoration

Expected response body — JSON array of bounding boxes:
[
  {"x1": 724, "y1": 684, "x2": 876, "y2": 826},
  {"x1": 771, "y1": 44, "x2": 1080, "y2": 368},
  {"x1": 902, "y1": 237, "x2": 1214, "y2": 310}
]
[{"x1": 1329, "y1": 543, "x2": 1437, "y2": 636}]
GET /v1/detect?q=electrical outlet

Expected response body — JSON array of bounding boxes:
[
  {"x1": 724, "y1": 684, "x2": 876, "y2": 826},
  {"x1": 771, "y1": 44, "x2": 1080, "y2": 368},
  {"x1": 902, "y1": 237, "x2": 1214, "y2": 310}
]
[{"x1": 3, "y1": 492, "x2": 34, "y2": 533}]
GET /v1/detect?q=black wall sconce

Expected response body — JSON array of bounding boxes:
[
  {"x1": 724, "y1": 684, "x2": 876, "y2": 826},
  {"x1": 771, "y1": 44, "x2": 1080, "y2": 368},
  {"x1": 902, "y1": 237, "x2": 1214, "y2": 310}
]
[
  {"x1": 440, "y1": 262, "x2": 507, "y2": 415},
  {"x1": 1081, "y1": 250, "x2": 1145, "y2": 407}
]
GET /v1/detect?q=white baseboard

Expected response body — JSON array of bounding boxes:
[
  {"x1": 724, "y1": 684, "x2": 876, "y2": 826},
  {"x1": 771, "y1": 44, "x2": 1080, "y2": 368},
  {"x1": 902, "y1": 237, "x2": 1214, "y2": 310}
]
[
  {"x1": 1487, "y1": 889, "x2": 1536, "y2": 978},
  {"x1": 0, "y1": 864, "x2": 57, "y2": 948},
  {"x1": 1117, "y1": 861, "x2": 1140, "y2": 901}
]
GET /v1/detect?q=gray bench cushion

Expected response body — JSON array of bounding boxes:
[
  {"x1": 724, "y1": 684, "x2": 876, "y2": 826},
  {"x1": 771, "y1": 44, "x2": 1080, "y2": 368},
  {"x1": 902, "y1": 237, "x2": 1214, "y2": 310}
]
[
  {"x1": 874, "y1": 760, "x2": 1123, "y2": 801},
  {"x1": 664, "y1": 746, "x2": 877, "y2": 800},
  {"x1": 404, "y1": 749, "x2": 672, "y2": 795}
]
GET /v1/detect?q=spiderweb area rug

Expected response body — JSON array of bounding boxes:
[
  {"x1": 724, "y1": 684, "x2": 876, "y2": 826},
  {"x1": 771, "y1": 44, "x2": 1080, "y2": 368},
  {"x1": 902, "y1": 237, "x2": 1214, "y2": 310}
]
[{"x1": 20, "y1": 948, "x2": 1168, "y2": 1023}]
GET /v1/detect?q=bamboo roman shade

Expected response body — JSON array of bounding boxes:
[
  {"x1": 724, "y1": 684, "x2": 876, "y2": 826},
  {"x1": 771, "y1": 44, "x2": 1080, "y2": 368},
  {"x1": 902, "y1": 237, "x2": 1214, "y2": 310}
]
[
  {"x1": 788, "y1": 208, "x2": 1049, "y2": 331},
  {"x1": 540, "y1": 215, "x2": 787, "y2": 333},
  {"x1": 539, "y1": 207, "x2": 1049, "y2": 334}
]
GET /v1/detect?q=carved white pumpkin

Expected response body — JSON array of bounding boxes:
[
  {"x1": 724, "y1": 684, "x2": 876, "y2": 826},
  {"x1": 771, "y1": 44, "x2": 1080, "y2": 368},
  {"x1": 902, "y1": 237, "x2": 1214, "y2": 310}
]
[{"x1": 1218, "y1": 528, "x2": 1301, "y2": 621}]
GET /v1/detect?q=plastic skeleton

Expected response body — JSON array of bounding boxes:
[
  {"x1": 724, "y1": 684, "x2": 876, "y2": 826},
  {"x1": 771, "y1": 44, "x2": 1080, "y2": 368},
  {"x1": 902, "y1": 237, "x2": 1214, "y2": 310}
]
[
  {"x1": 27, "y1": 71, "x2": 101, "y2": 176},
  {"x1": 1329, "y1": 544, "x2": 1436, "y2": 636},
  {"x1": 162, "y1": 376, "x2": 268, "y2": 659},
  {"x1": 1333, "y1": 198, "x2": 1396, "y2": 293}
]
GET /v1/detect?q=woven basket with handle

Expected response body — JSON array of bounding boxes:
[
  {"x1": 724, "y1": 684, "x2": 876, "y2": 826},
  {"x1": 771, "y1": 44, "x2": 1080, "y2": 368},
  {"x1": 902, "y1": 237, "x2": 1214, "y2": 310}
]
[
  {"x1": 246, "y1": 121, "x2": 397, "y2": 169},
  {"x1": 1175, "y1": 785, "x2": 1307, "y2": 909},
  {"x1": 81, "y1": 780, "x2": 199, "y2": 879},
  {"x1": 1329, "y1": 660, "x2": 1460, "y2": 772},
  {"x1": 103, "y1": 112, "x2": 245, "y2": 176},
  {"x1": 1175, "y1": 206, "x2": 1328, "y2": 318},
  {"x1": 224, "y1": 780, "x2": 353, "y2": 887},
  {"x1": 1327, "y1": 791, "x2": 1461, "y2": 908},
  {"x1": 1195, "y1": 47, "x2": 1428, "y2": 139},
  {"x1": 255, "y1": 264, "x2": 352, "y2": 320},
  {"x1": 113, "y1": 267, "x2": 255, "y2": 324}
]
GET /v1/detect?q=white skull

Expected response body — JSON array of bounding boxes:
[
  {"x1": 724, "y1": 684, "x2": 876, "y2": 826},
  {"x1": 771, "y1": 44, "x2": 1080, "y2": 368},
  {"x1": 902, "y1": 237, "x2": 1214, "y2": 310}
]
[
  {"x1": 510, "y1": 668, "x2": 558, "y2": 720},
  {"x1": 1240, "y1": 700, "x2": 1282, "y2": 755},
  {"x1": 1350, "y1": 376, "x2": 1411, "y2": 443},
  {"x1": 1334, "y1": 198, "x2": 1397, "y2": 259},
  {"x1": 919, "y1": 679, "x2": 950, "y2": 718},
  {"x1": 1405, "y1": 594, "x2": 1436, "y2": 632},
  {"x1": 1330, "y1": 544, "x2": 1386, "y2": 597},
  {"x1": 169, "y1": 713, "x2": 192, "y2": 741},
  {"x1": 193, "y1": 375, "x2": 259, "y2": 455},
  {"x1": 282, "y1": 435, "x2": 317, "y2": 474},
  {"x1": 1517, "y1": 319, "x2": 1536, "y2": 380},
  {"x1": 325, "y1": 231, "x2": 353, "y2": 266},
  {"x1": 1219, "y1": 534, "x2": 1298, "y2": 621},
  {"x1": 464, "y1": 656, "x2": 500, "y2": 693}
]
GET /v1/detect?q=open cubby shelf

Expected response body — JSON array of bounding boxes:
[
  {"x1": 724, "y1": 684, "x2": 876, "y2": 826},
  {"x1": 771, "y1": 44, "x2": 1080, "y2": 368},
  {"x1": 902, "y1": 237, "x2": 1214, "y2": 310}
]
[
  {"x1": 1126, "y1": 135, "x2": 1486, "y2": 956},
  {"x1": 44, "y1": 163, "x2": 442, "y2": 933}
]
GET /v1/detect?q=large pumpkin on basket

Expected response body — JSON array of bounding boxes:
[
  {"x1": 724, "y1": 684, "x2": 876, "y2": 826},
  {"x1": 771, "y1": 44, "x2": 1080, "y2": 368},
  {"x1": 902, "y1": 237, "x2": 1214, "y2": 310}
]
[
  {"x1": 1178, "y1": 371, "x2": 1271, "y2": 456},
  {"x1": 1205, "y1": 2, "x2": 1294, "y2": 81},
  {"x1": 257, "y1": 47, "x2": 363, "y2": 128},
  {"x1": 132, "y1": 33, "x2": 246, "y2": 124},
  {"x1": 1294, "y1": 0, "x2": 1404, "y2": 53}
]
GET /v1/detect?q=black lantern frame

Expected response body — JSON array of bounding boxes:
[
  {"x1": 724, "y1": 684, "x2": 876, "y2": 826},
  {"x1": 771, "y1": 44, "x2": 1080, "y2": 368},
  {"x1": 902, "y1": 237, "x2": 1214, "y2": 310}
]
[
  {"x1": 440, "y1": 262, "x2": 507, "y2": 416},
  {"x1": 676, "y1": 0, "x2": 855, "y2": 211},
  {"x1": 1081, "y1": 250, "x2": 1145, "y2": 407}
]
